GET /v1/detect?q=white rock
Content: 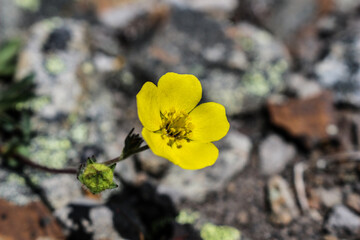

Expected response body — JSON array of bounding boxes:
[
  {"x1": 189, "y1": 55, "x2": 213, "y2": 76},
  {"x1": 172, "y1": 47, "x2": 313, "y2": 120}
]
[
  {"x1": 259, "y1": 134, "x2": 296, "y2": 176},
  {"x1": 326, "y1": 205, "x2": 360, "y2": 235},
  {"x1": 90, "y1": 206, "x2": 125, "y2": 240},
  {"x1": 315, "y1": 188, "x2": 343, "y2": 208},
  {"x1": 41, "y1": 175, "x2": 83, "y2": 209}
]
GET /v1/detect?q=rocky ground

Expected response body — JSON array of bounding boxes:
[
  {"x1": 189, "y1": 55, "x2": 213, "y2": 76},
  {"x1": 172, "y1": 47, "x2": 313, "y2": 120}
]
[{"x1": 1, "y1": 0, "x2": 360, "y2": 239}]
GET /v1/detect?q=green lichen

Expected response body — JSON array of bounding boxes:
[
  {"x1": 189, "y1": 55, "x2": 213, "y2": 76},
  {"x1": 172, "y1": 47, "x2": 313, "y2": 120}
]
[
  {"x1": 200, "y1": 223, "x2": 241, "y2": 240},
  {"x1": 15, "y1": 0, "x2": 39, "y2": 12},
  {"x1": 242, "y1": 59, "x2": 288, "y2": 97},
  {"x1": 243, "y1": 71, "x2": 269, "y2": 96},
  {"x1": 45, "y1": 55, "x2": 65, "y2": 75},
  {"x1": 71, "y1": 123, "x2": 88, "y2": 142},
  {"x1": 176, "y1": 210, "x2": 200, "y2": 224},
  {"x1": 239, "y1": 37, "x2": 254, "y2": 52},
  {"x1": 16, "y1": 96, "x2": 51, "y2": 112},
  {"x1": 30, "y1": 137, "x2": 71, "y2": 169},
  {"x1": 7, "y1": 173, "x2": 26, "y2": 184}
]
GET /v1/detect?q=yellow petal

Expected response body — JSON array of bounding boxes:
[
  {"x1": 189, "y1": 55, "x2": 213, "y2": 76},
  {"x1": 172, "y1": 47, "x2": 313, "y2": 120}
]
[
  {"x1": 189, "y1": 102, "x2": 230, "y2": 143},
  {"x1": 158, "y1": 72, "x2": 202, "y2": 113},
  {"x1": 136, "y1": 82, "x2": 161, "y2": 131},
  {"x1": 172, "y1": 141, "x2": 219, "y2": 170},
  {"x1": 142, "y1": 128, "x2": 175, "y2": 162},
  {"x1": 142, "y1": 128, "x2": 219, "y2": 170}
]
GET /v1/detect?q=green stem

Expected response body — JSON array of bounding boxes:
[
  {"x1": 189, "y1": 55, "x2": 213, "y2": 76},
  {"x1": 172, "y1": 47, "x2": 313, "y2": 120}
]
[{"x1": 103, "y1": 145, "x2": 150, "y2": 166}]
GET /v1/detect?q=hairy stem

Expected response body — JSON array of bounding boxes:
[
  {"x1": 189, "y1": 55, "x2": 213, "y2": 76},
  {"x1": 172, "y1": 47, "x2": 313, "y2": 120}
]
[{"x1": 0, "y1": 144, "x2": 149, "y2": 174}]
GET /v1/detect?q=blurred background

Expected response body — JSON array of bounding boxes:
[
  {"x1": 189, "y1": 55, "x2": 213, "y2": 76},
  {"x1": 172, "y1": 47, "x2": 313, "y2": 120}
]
[{"x1": 1, "y1": 0, "x2": 360, "y2": 239}]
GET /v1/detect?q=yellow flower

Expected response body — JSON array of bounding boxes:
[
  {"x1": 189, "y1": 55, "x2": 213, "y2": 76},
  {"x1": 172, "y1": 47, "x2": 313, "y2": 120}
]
[{"x1": 136, "y1": 72, "x2": 230, "y2": 170}]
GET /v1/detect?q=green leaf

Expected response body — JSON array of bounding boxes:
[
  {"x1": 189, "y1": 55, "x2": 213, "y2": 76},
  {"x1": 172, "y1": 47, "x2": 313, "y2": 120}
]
[
  {"x1": 0, "y1": 74, "x2": 35, "y2": 112},
  {"x1": 0, "y1": 39, "x2": 22, "y2": 76}
]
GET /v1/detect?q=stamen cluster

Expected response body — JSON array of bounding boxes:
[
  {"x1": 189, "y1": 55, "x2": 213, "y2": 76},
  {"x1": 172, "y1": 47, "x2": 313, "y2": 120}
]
[{"x1": 159, "y1": 109, "x2": 193, "y2": 148}]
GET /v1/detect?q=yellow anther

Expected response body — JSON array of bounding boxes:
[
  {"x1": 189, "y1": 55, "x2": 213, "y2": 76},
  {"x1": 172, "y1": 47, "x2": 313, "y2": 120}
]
[{"x1": 158, "y1": 109, "x2": 192, "y2": 148}]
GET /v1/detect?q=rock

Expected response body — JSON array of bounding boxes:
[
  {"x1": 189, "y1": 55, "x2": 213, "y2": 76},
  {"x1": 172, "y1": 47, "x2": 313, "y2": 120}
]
[
  {"x1": 93, "y1": 0, "x2": 164, "y2": 28},
  {"x1": 268, "y1": 175, "x2": 299, "y2": 225},
  {"x1": 16, "y1": 18, "x2": 90, "y2": 118},
  {"x1": 287, "y1": 74, "x2": 322, "y2": 99},
  {"x1": 325, "y1": 205, "x2": 360, "y2": 236},
  {"x1": 346, "y1": 193, "x2": 360, "y2": 214},
  {"x1": 259, "y1": 134, "x2": 296, "y2": 176},
  {"x1": 94, "y1": 0, "x2": 237, "y2": 28},
  {"x1": 122, "y1": 7, "x2": 290, "y2": 115},
  {"x1": 314, "y1": 19, "x2": 360, "y2": 107},
  {"x1": 236, "y1": 211, "x2": 249, "y2": 225},
  {"x1": 0, "y1": 169, "x2": 38, "y2": 205},
  {"x1": 239, "y1": 0, "x2": 318, "y2": 41},
  {"x1": 268, "y1": 91, "x2": 336, "y2": 145},
  {"x1": 54, "y1": 199, "x2": 103, "y2": 239},
  {"x1": 158, "y1": 130, "x2": 252, "y2": 202},
  {"x1": 40, "y1": 175, "x2": 83, "y2": 209},
  {"x1": 90, "y1": 206, "x2": 125, "y2": 240},
  {"x1": 137, "y1": 150, "x2": 170, "y2": 177},
  {"x1": 0, "y1": 198, "x2": 65, "y2": 240},
  {"x1": 165, "y1": 0, "x2": 238, "y2": 18},
  {"x1": 333, "y1": 0, "x2": 360, "y2": 14},
  {"x1": 0, "y1": 0, "x2": 23, "y2": 42},
  {"x1": 315, "y1": 188, "x2": 343, "y2": 208},
  {"x1": 323, "y1": 235, "x2": 339, "y2": 240}
]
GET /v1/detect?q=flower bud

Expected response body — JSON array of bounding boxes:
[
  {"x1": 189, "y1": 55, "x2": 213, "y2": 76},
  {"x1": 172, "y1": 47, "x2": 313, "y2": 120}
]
[{"x1": 78, "y1": 158, "x2": 117, "y2": 194}]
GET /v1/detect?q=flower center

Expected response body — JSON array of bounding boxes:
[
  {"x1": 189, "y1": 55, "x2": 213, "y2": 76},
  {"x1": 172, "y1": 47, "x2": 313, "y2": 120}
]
[{"x1": 158, "y1": 109, "x2": 193, "y2": 148}]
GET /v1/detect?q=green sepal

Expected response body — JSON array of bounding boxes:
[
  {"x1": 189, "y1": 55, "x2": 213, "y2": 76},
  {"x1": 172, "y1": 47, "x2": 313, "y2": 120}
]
[
  {"x1": 87, "y1": 156, "x2": 96, "y2": 164},
  {"x1": 109, "y1": 163, "x2": 116, "y2": 171}
]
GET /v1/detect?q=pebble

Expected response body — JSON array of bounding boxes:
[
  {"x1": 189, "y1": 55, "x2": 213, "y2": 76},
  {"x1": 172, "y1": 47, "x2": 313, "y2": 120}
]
[
  {"x1": 325, "y1": 205, "x2": 360, "y2": 236},
  {"x1": 315, "y1": 188, "x2": 343, "y2": 208},
  {"x1": 259, "y1": 134, "x2": 296, "y2": 176},
  {"x1": 268, "y1": 175, "x2": 299, "y2": 225},
  {"x1": 346, "y1": 193, "x2": 360, "y2": 214}
]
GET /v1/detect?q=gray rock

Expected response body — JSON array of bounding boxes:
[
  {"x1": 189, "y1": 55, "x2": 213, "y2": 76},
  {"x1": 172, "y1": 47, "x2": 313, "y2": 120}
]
[
  {"x1": 124, "y1": 8, "x2": 289, "y2": 115},
  {"x1": 346, "y1": 193, "x2": 360, "y2": 214},
  {"x1": 165, "y1": 0, "x2": 238, "y2": 18},
  {"x1": 95, "y1": 0, "x2": 160, "y2": 28},
  {"x1": 287, "y1": 74, "x2": 322, "y2": 98},
  {"x1": 158, "y1": 130, "x2": 252, "y2": 202},
  {"x1": 325, "y1": 205, "x2": 360, "y2": 235},
  {"x1": 259, "y1": 134, "x2": 296, "y2": 176},
  {"x1": 314, "y1": 20, "x2": 360, "y2": 107},
  {"x1": 0, "y1": 168, "x2": 39, "y2": 205},
  {"x1": 40, "y1": 175, "x2": 83, "y2": 209},
  {"x1": 0, "y1": 0, "x2": 23, "y2": 42},
  {"x1": 90, "y1": 206, "x2": 125, "y2": 240},
  {"x1": 244, "y1": 0, "x2": 317, "y2": 41},
  {"x1": 137, "y1": 150, "x2": 170, "y2": 177},
  {"x1": 54, "y1": 198, "x2": 103, "y2": 237},
  {"x1": 95, "y1": 0, "x2": 237, "y2": 29},
  {"x1": 315, "y1": 188, "x2": 343, "y2": 208},
  {"x1": 16, "y1": 18, "x2": 90, "y2": 118},
  {"x1": 268, "y1": 175, "x2": 299, "y2": 225},
  {"x1": 333, "y1": 0, "x2": 360, "y2": 14}
]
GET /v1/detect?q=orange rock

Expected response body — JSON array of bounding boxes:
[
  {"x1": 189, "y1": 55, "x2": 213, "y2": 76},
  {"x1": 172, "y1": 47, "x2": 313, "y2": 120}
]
[
  {"x1": 268, "y1": 92, "x2": 335, "y2": 145},
  {"x1": 0, "y1": 199, "x2": 65, "y2": 240}
]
